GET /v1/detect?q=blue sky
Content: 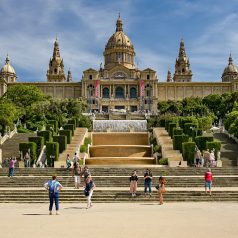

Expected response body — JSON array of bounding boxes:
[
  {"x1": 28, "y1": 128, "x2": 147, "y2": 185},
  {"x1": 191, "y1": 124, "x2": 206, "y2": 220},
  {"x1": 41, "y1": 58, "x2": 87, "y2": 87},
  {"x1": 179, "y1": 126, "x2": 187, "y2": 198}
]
[{"x1": 0, "y1": 0, "x2": 238, "y2": 82}]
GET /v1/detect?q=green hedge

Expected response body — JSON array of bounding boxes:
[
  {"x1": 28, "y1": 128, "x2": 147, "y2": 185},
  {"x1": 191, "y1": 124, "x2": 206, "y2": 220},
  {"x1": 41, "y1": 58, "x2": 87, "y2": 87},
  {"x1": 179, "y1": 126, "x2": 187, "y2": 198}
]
[
  {"x1": 48, "y1": 120, "x2": 59, "y2": 133},
  {"x1": 192, "y1": 129, "x2": 203, "y2": 141},
  {"x1": 168, "y1": 123, "x2": 177, "y2": 138},
  {"x1": 53, "y1": 135, "x2": 67, "y2": 153},
  {"x1": 80, "y1": 144, "x2": 88, "y2": 153},
  {"x1": 179, "y1": 118, "x2": 194, "y2": 129},
  {"x1": 64, "y1": 124, "x2": 75, "y2": 136},
  {"x1": 19, "y1": 142, "x2": 37, "y2": 165},
  {"x1": 195, "y1": 136, "x2": 214, "y2": 151},
  {"x1": 84, "y1": 137, "x2": 91, "y2": 145},
  {"x1": 46, "y1": 124, "x2": 55, "y2": 134},
  {"x1": 173, "y1": 134, "x2": 189, "y2": 152},
  {"x1": 68, "y1": 119, "x2": 77, "y2": 128},
  {"x1": 28, "y1": 136, "x2": 44, "y2": 157},
  {"x1": 158, "y1": 158, "x2": 168, "y2": 165},
  {"x1": 184, "y1": 123, "x2": 197, "y2": 137},
  {"x1": 159, "y1": 119, "x2": 166, "y2": 127},
  {"x1": 182, "y1": 142, "x2": 196, "y2": 165},
  {"x1": 173, "y1": 128, "x2": 183, "y2": 136},
  {"x1": 206, "y1": 141, "x2": 221, "y2": 159},
  {"x1": 78, "y1": 115, "x2": 93, "y2": 131},
  {"x1": 37, "y1": 130, "x2": 52, "y2": 144},
  {"x1": 165, "y1": 120, "x2": 173, "y2": 131},
  {"x1": 46, "y1": 142, "x2": 59, "y2": 164},
  {"x1": 153, "y1": 145, "x2": 161, "y2": 153},
  {"x1": 59, "y1": 130, "x2": 72, "y2": 144}
]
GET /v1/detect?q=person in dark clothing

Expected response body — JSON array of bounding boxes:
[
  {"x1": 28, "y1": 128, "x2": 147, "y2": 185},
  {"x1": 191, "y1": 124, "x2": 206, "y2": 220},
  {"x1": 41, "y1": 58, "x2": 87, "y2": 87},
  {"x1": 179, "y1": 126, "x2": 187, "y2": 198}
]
[{"x1": 144, "y1": 169, "x2": 153, "y2": 197}]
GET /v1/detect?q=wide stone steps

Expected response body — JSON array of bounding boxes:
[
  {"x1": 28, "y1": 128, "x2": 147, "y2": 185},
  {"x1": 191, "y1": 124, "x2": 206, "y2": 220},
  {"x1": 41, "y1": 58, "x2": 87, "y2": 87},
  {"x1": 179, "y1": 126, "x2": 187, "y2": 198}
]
[
  {"x1": 1, "y1": 190, "x2": 238, "y2": 203},
  {"x1": 0, "y1": 177, "x2": 237, "y2": 187},
  {"x1": 1, "y1": 168, "x2": 238, "y2": 176},
  {"x1": 0, "y1": 132, "x2": 35, "y2": 159}
]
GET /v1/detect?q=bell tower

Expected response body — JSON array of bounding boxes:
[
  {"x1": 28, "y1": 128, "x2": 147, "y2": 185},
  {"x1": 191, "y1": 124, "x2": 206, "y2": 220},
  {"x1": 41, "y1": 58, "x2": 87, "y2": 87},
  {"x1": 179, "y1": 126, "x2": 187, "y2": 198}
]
[
  {"x1": 173, "y1": 39, "x2": 192, "y2": 82},
  {"x1": 47, "y1": 38, "x2": 66, "y2": 82}
]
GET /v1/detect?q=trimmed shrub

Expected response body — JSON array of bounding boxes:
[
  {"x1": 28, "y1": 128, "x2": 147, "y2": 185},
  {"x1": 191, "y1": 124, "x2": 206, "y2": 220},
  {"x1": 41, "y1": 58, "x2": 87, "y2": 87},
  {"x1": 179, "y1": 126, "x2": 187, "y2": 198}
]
[
  {"x1": 191, "y1": 129, "x2": 203, "y2": 141},
  {"x1": 184, "y1": 123, "x2": 197, "y2": 137},
  {"x1": 206, "y1": 141, "x2": 221, "y2": 159},
  {"x1": 46, "y1": 142, "x2": 59, "y2": 164},
  {"x1": 168, "y1": 123, "x2": 177, "y2": 138},
  {"x1": 64, "y1": 124, "x2": 75, "y2": 136},
  {"x1": 59, "y1": 130, "x2": 72, "y2": 144},
  {"x1": 158, "y1": 158, "x2": 168, "y2": 165},
  {"x1": 17, "y1": 126, "x2": 31, "y2": 133},
  {"x1": 173, "y1": 128, "x2": 183, "y2": 137},
  {"x1": 48, "y1": 120, "x2": 59, "y2": 133},
  {"x1": 53, "y1": 135, "x2": 67, "y2": 153},
  {"x1": 80, "y1": 144, "x2": 88, "y2": 153},
  {"x1": 195, "y1": 136, "x2": 214, "y2": 151},
  {"x1": 68, "y1": 119, "x2": 77, "y2": 128},
  {"x1": 173, "y1": 134, "x2": 189, "y2": 152},
  {"x1": 46, "y1": 124, "x2": 55, "y2": 134},
  {"x1": 153, "y1": 145, "x2": 161, "y2": 153},
  {"x1": 28, "y1": 136, "x2": 44, "y2": 157},
  {"x1": 19, "y1": 142, "x2": 37, "y2": 165},
  {"x1": 165, "y1": 120, "x2": 173, "y2": 131},
  {"x1": 84, "y1": 137, "x2": 91, "y2": 145},
  {"x1": 182, "y1": 142, "x2": 196, "y2": 165},
  {"x1": 37, "y1": 130, "x2": 52, "y2": 144},
  {"x1": 159, "y1": 118, "x2": 166, "y2": 127}
]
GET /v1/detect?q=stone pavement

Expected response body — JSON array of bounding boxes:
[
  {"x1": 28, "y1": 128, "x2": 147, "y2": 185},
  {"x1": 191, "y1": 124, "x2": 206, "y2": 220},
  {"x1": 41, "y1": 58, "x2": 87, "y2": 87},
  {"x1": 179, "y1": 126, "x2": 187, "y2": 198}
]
[{"x1": 0, "y1": 203, "x2": 237, "y2": 238}]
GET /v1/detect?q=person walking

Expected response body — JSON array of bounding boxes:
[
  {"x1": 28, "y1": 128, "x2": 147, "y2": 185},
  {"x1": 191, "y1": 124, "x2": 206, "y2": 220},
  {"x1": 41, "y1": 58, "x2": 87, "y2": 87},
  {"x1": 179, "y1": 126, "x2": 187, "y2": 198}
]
[
  {"x1": 82, "y1": 166, "x2": 91, "y2": 184},
  {"x1": 72, "y1": 163, "x2": 81, "y2": 189},
  {"x1": 8, "y1": 157, "x2": 17, "y2": 178},
  {"x1": 144, "y1": 169, "x2": 153, "y2": 197},
  {"x1": 205, "y1": 168, "x2": 213, "y2": 196},
  {"x1": 44, "y1": 175, "x2": 63, "y2": 215},
  {"x1": 157, "y1": 176, "x2": 166, "y2": 205},
  {"x1": 66, "y1": 154, "x2": 71, "y2": 169},
  {"x1": 84, "y1": 176, "x2": 96, "y2": 209},
  {"x1": 73, "y1": 152, "x2": 80, "y2": 166},
  {"x1": 130, "y1": 170, "x2": 138, "y2": 197}
]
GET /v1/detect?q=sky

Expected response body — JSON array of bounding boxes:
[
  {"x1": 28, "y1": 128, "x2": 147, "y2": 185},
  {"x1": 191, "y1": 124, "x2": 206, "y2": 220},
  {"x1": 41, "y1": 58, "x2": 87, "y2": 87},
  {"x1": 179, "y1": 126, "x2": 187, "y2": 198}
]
[{"x1": 0, "y1": 0, "x2": 238, "y2": 82}]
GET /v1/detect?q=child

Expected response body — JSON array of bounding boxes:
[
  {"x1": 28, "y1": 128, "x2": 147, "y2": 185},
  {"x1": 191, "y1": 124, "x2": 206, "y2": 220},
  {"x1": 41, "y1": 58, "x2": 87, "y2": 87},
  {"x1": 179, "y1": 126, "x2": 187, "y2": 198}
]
[{"x1": 130, "y1": 170, "x2": 138, "y2": 197}]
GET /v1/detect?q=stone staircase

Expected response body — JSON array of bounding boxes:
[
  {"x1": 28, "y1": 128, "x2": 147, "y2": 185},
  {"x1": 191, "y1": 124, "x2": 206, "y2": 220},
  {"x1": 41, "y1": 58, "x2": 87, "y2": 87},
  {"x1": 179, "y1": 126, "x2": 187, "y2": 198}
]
[
  {"x1": 153, "y1": 128, "x2": 183, "y2": 163},
  {"x1": 0, "y1": 167, "x2": 238, "y2": 203},
  {"x1": 87, "y1": 132, "x2": 155, "y2": 165},
  {"x1": 0, "y1": 132, "x2": 35, "y2": 159},
  {"x1": 58, "y1": 128, "x2": 88, "y2": 161}
]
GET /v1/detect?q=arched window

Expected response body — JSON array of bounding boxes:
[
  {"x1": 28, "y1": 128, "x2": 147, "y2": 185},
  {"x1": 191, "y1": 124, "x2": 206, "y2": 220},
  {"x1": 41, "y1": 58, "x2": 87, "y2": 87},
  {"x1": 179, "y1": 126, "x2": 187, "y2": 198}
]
[
  {"x1": 102, "y1": 87, "x2": 110, "y2": 98},
  {"x1": 115, "y1": 86, "x2": 124, "y2": 98},
  {"x1": 130, "y1": 87, "x2": 137, "y2": 98},
  {"x1": 54, "y1": 68, "x2": 57, "y2": 73}
]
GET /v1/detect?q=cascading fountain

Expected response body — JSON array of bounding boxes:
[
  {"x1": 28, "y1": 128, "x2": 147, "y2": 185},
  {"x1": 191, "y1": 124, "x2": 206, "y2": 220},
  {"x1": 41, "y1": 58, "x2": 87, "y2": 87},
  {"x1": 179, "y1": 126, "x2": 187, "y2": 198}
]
[{"x1": 93, "y1": 120, "x2": 147, "y2": 132}]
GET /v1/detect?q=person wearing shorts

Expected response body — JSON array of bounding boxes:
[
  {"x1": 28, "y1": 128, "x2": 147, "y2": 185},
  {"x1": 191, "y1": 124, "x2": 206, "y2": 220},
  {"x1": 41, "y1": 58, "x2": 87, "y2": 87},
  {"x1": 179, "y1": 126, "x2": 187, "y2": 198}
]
[{"x1": 205, "y1": 168, "x2": 213, "y2": 196}]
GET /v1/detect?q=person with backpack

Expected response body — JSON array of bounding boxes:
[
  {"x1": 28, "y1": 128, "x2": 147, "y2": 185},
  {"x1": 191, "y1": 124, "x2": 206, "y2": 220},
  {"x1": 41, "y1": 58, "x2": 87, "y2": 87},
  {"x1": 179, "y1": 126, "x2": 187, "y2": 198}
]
[
  {"x1": 84, "y1": 176, "x2": 95, "y2": 209},
  {"x1": 44, "y1": 175, "x2": 63, "y2": 215}
]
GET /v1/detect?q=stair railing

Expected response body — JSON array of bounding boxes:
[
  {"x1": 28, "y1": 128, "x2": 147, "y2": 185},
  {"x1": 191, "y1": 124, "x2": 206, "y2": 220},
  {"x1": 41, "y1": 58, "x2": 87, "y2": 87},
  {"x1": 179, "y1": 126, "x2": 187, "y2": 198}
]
[
  {"x1": 36, "y1": 145, "x2": 46, "y2": 167},
  {"x1": 0, "y1": 126, "x2": 17, "y2": 145}
]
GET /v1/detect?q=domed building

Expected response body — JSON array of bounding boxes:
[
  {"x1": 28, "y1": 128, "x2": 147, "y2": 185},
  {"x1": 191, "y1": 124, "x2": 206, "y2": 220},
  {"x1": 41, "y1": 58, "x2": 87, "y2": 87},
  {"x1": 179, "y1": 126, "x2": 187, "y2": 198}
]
[
  {"x1": 0, "y1": 55, "x2": 17, "y2": 83},
  {"x1": 1, "y1": 15, "x2": 238, "y2": 112},
  {"x1": 222, "y1": 54, "x2": 238, "y2": 82}
]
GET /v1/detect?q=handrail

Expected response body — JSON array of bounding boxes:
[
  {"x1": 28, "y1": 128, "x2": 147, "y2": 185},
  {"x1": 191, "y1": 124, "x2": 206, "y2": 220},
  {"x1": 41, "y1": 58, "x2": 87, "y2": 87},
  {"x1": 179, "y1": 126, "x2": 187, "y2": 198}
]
[
  {"x1": 0, "y1": 127, "x2": 17, "y2": 145},
  {"x1": 36, "y1": 145, "x2": 46, "y2": 167}
]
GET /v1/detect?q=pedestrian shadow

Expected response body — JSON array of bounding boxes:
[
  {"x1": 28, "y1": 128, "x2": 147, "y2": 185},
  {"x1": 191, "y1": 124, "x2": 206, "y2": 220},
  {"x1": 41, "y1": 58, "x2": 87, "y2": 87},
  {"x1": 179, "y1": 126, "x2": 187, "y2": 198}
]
[
  {"x1": 139, "y1": 203, "x2": 158, "y2": 206},
  {"x1": 64, "y1": 206, "x2": 87, "y2": 210},
  {"x1": 22, "y1": 214, "x2": 48, "y2": 216}
]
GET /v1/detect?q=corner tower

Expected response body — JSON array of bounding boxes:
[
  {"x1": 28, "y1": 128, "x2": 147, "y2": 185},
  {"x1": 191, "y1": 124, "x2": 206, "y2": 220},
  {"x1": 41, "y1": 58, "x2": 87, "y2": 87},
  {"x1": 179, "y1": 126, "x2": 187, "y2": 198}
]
[
  {"x1": 47, "y1": 38, "x2": 66, "y2": 82},
  {"x1": 173, "y1": 39, "x2": 192, "y2": 82},
  {"x1": 222, "y1": 54, "x2": 238, "y2": 82},
  {"x1": 0, "y1": 55, "x2": 17, "y2": 83},
  {"x1": 103, "y1": 15, "x2": 136, "y2": 70}
]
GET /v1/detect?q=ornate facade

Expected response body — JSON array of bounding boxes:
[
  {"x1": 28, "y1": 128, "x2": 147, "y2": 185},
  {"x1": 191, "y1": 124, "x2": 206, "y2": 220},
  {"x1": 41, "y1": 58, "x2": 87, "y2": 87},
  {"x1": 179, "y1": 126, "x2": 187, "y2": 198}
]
[{"x1": 1, "y1": 16, "x2": 238, "y2": 112}]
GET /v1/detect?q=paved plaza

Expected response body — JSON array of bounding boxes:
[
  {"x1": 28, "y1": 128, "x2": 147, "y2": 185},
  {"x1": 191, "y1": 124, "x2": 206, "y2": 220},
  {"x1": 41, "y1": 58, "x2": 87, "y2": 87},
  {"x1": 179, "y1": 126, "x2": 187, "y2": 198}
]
[{"x1": 0, "y1": 202, "x2": 237, "y2": 238}]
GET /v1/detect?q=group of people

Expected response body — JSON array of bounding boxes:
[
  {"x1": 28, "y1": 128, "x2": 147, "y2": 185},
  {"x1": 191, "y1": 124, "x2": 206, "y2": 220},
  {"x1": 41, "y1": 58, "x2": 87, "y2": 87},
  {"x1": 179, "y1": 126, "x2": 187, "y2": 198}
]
[
  {"x1": 194, "y1": 147, "x2": 217, "y2": 167},
  {"x1": 130, "y1": 169, "x2": 166, "y2": 205},
  {"x1": 44, "y1": 163, "x2": 96, "y2": 215}
]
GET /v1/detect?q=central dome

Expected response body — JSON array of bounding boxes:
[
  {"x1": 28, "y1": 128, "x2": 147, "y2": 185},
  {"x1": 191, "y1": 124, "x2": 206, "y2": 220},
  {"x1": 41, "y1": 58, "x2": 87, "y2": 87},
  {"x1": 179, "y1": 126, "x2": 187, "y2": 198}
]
[{"x1": 104, "y1": 16, "x2": 135, "y2": 70}]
